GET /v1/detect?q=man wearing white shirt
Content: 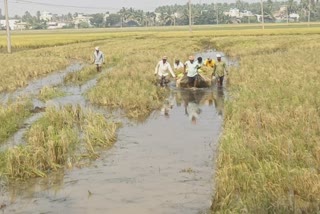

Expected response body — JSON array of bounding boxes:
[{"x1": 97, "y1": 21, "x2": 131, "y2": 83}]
[
  {"x1": 184, "y1": 55, "x2": 199, "y2": 88},
  {"x1": 154, "y1": 56, "x2": 176, "y2": 87},
  {"x1": 92, "y1": 46, "x2": 105, "y2": 72},
  {"x1": 174, "y1": 59, "x2": 184, "y2": 70}
]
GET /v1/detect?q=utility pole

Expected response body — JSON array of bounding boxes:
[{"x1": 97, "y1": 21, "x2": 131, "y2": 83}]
[
  {"x1": 214, "y1": 1, "x2": 219, "y2": 25},
  {"x1": 217, "y1": 5, "x2": 219, "y2": 25},
  {"x1": 308, "y1": 0, "x2": 311, "y2": 27},
  {"x1": 260, "y1": 0, "x2": 265, "y2": 30},
  {"x1": 189, "y1": 0, "x2": 192, "y2": 32},
  {"x1": 286, "y1": 5, "x2": 289, "y2": 25},
  {"x1": 4, "y1": 0, "x2": 12, "y2": 53}
]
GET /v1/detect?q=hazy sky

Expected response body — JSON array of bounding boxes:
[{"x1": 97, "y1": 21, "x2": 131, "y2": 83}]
[{"x1": 2, "y1": 0, "x2": 258, "y2": 16}]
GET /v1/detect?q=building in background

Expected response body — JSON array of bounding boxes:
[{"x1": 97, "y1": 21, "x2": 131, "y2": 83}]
[
  {"x1": 0, "y1": 19, "x2": 19, "y2": 30},
  {"x1": 40, "y1": 11, "x2": 53, "y2": 21}
]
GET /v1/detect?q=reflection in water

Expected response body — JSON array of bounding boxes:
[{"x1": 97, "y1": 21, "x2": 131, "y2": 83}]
[
  {"x1": 182, "y1": 90, "x2": 203, "y2": 125},
  {"x1": 160, "y1": 96, "x2": 174, "y2": 118},
  {"x1": 168, "y1": 88, "x2": 225, "y2": 123},
  {"x1": 213, "y1": 88, "x2": 225, "y2": 116}
]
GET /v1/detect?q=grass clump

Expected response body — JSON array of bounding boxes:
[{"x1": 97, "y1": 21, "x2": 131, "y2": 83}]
[
  {"x1": 5, "y1": 106, "x2": 81, "y2": 178},
  {"x1": 83, "y1": 110, "x2": 118, "y2": 157},
  {"x1": 0, "y1": 101, "x2": 32, "y2": 144},
  {"x1": 87, "y1": 67, "x2": 168, "y2": 119},
  {"x1": 38, "y1": 86, "x2": 66, "y2": 101},
  {"x1": 2, "y1": 105, "x2": 118, "y2": 179}
]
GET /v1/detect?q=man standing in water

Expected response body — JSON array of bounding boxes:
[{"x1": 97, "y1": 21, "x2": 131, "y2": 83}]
[
  {"x1": 204, "y1": 57, "x2": 215, "y2": 69},
  {"x1": 154, "y1": 56, "x2": 176, "y2": 87},
  {"x1": 92, "y1": 46, "x2": 105, "y2": 72},
  {"x1": 184, "y1": 55, "x2": 199, "y2": 88},
  {"x1": 174, "y1": 59, "x2": 184, "y2": 70},
  {"x1": 213, "y1": 54, "x2": 228, "y2": 87}
]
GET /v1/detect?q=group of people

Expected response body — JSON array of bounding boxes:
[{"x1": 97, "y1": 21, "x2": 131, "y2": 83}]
[
  {"x1": 92, "y1": 46, "x2": 228, "y2": 88},
  {"x1": 154, "y1": 54, "x2": 228, "y2": 88}
]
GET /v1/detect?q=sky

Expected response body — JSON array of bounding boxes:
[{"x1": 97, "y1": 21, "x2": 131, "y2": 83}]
[{"x1": 1, "y1": 0, "x2": 259, "y2": 16}]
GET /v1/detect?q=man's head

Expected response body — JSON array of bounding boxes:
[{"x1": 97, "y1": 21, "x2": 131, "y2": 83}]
[
  {"x1": 207, "y1": 57, "x2": 212, "y2": 62},
  {"x1": 216, "y1": 54, "x2": 222, "y2": 61},
  {"x1": 189, "y1": 55, "x2": 195, "y2": 63},
  {"x1": 95, "y1": 46, "x2": 99, "y2": 51},
  {"x1": 175, "y1": 59, "x2": 180, "y2": 64},
  {"x1": 162, "y1": 56, "x2": 167, "y2": 63}
]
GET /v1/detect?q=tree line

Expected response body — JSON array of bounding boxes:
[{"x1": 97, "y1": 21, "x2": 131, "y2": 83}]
[{"x1": 1, "y1": 0, "x2": 320, "y2": 29}]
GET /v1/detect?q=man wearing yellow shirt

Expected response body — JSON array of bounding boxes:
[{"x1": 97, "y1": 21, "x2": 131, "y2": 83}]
[
  {"x1": 204, "y1": 57, "x2": 215, "y2": 68},
  {"x1": 212, "y1": 54, "x2": 228, "y2": 87}
]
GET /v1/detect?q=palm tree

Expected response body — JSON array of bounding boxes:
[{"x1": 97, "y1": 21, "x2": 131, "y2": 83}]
[{"x1": 145, "y1": 12, "x2": 157, "y2": 26}]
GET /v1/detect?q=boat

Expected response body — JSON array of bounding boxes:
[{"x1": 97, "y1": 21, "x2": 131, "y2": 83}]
[{"x1": 175, "y1": 65, "x2": 215, "y2": 88}]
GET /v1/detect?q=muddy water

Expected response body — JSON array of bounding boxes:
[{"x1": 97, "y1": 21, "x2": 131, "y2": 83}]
[{"x1": 1, "y1": 87, "x2": 225, "y2": 214}]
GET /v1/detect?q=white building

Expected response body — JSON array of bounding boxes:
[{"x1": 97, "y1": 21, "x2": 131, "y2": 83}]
[
  {"x1": 47, "y1": 22, "x2": 67, "y2": 29},
  {"x1": 289, "y1": 13, "x2": 300, "y2": 21},
  {"x1": 15, "y1": 22, "x2": 28, "y2": 30},
  {"x1": 0, "y1": 19, "x2": 19, "y2": 30},
  {"x1": 240, "y1": 10, "x2": 254, "y2": 17},
  {"x1": 73, "y1": 13, "x2": 92, "y2": 27},
  {"x1": 224, "y1": 8, "x2": 240, "y2": 17},
  {"x1": 224, "y1": 8, "x2": 254, "y2": 19},
  {"x1": 40, "y1": 11, "x2": 53, "y2": 21}
]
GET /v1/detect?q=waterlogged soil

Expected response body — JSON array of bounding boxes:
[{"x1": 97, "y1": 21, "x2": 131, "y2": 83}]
[{"x1": 1, "y1": 51, "x2": 233, "y2": 214}]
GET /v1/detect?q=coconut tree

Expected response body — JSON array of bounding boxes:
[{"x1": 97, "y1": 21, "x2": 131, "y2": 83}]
[{"x1": 145, "y1": 12, "x2": 157, "y2": 26}]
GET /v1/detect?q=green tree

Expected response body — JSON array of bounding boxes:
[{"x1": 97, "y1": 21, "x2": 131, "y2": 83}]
[
  {"x1": 106, "y1": 14, "x2": 121, "y2": 27},
  {"x1": 0, "y1": 9, "x2": 4, "y2": 19},
  {"x1": 90, "y1": 13, "x2": 105, "y2": 27},
  {"x1": 287, "y1": 0, "x2": 298, "y2": 14},
  {"x1": 78, "y1": 21, "x2": 90, "y2": 28}
]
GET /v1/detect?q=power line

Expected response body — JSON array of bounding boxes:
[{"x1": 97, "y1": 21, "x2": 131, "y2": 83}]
[{"x1": 14, "y1": 0, "x2": 119, "y2": 11}]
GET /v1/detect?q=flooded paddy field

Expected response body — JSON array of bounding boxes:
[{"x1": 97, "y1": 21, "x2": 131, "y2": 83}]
[
  {"x1": 1, "y1": 27, "x2": 320, "y2": 213},
  {"x1": 0, "y1": 48, "x2": 230, "y2": 213}
]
